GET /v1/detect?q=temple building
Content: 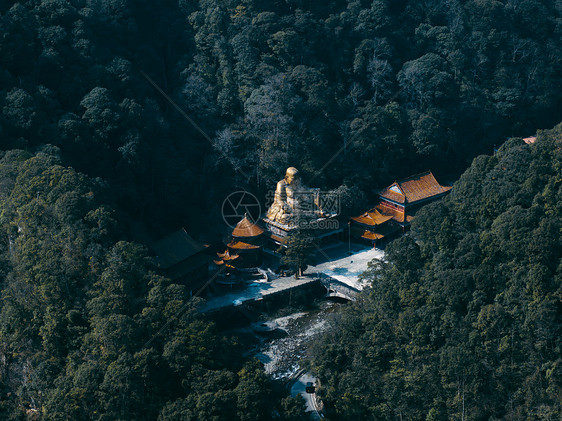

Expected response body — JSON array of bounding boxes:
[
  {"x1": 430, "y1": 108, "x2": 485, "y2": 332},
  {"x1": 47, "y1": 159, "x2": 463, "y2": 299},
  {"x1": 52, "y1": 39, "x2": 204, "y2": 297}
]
[
  {"x1": 151, "y1": 228, "x2": 211, "y2": 292},
  {"x1": 215, "y1": 214, "x2": 264, "y2": 269},
  {"x1": 349, "y1": 208, "x2": 399, "y2": 248},
  {"x1": 351, "y1": 171, "x2": 452, "y2": 246},
  {"x1": 377, "y1": 171, "x2": 452, "y2": 227}
]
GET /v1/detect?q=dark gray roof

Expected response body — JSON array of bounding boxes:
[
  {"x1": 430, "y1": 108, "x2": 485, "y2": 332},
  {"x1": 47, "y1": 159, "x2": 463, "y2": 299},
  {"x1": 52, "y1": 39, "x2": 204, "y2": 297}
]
[{"x1": 152, "y1": 228, "x2": 206, "y2": 269}]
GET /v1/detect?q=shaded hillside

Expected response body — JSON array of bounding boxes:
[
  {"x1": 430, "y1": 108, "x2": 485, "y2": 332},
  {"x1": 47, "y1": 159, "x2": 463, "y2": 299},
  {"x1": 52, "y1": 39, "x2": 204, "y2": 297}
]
[
  {"x1": 0, "y1": 149, "x2": 304, "y2": 420},
  {"x1": 310, "y1": 123, "x2": 562, "y2": 420},
  {"x1": 0, "y1": 0, "x2": 560, "y2": 235}
]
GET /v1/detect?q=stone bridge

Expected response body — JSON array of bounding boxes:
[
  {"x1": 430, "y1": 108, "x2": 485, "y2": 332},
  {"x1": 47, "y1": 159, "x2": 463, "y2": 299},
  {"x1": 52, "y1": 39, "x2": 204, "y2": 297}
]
[{"x1": 317, "y1": 274, "x2": 360, "y2": 301}]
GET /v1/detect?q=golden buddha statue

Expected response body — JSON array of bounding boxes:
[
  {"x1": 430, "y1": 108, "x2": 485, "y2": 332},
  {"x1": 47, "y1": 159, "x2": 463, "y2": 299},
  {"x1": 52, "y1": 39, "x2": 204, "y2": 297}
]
[{"x1": 266, "y1": 167, "x2": 301, "y2": 224}]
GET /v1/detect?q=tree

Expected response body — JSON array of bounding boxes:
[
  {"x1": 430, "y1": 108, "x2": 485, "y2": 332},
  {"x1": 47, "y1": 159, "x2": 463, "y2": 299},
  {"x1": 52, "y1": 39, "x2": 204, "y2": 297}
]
[
  {"x1": 79, "y1": 87, "x2": 121, "y2": 143},
  {"x1": 279, "y1": 229, "x2": 314, "y2": 278}
]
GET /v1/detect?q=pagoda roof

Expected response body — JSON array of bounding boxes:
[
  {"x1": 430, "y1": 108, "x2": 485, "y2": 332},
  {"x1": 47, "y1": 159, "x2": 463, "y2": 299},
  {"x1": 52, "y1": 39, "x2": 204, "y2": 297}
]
[
  {"x1": 227, "y1": 241, "x2": 261, "y2": 250},
  {"x1": 361, "y1": 230, "x2": 384, "y2": 240},
  {"x1": 375, "y1": 204, "x2": 414, "y2": 225},
  {"x1": 152, "y1": 228, "x2": 206, "y2": 269},
  {"x1": 351, "y1": 224, "x2": 401, "y2": 242},
  {"x1": 350, "y1": 226, "x2": 382, "y2": 240},
  {"x1": 379, "y1": 171, "x2": 451, "y2": 205},
  {"x1": 216, "y1": 250, "x2": 240, "y2": 261},
  {"x1": 376, "y1": 204, "x2": 405, "y2": 223},
  {"x1": 232, "y1": 215, "x2": 264, "y2": 238},
  {"x1": 350, "y1": 209, "x2": 393, "y2": 226}
]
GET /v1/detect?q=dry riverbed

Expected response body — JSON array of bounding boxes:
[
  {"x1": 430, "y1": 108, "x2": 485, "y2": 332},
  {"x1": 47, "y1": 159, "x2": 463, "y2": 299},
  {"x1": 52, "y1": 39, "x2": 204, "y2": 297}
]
[{"x1": 253, "y1": 300, "x2": 342, "y2": 380}]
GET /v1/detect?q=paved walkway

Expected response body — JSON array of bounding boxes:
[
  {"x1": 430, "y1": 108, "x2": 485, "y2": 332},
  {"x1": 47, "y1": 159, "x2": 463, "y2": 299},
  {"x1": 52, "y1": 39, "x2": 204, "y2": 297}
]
[
  {"x1": 199, "y1": 243, "x2": 385, "y2": 312},
  {"x1": 306, "y1": 244, "x2": 385, "y2": 290}
]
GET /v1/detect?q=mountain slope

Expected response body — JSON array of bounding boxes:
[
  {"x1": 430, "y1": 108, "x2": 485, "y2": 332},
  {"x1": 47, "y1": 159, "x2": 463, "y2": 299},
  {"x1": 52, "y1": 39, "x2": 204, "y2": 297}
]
[{"x1": 311, "y1": 123, "x2": 562, "y2": 420}]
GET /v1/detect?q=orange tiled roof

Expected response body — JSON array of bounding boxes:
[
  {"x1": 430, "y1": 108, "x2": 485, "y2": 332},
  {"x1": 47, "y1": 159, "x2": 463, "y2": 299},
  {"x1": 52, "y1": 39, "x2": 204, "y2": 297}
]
[
  {"x1": 227, "y1": 241, "x2": 261, "y2": 250},
  {"x1": 350, "y1": 209, "x2": 393, "y2": 226},
  {"x1": 361, "y1": 231, "x2": 384, "y2": 240},
  {"x1": 379, "y1": 171, "x2": 451, "y2": 205},
  {"x1": 376, "y1": 204, "x2": 406, "y2": 223},
  {"x1": 351, "y1": 226, "x2": 394, "y2": 242},
  {"x1": 214, "y1": 251, "x2": 239, "y2": 265},
  {"x1": 270, "y1": 234, "x2": 286, "y2": 244},
  {"x1": 232, "y1": 215, "x2": 264, "y2": 238}
]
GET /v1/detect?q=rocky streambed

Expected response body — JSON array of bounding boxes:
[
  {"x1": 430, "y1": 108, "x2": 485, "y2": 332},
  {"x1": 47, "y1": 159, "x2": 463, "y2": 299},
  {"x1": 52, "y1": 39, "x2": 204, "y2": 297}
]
[{"x1": 252, "y1": 300, "x2": 341, "y2": 380}]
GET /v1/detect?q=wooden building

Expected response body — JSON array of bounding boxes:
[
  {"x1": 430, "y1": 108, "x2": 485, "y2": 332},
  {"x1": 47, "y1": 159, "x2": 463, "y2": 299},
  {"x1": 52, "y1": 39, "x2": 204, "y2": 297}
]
[
  {"x1": 152, "y1": 228, "x2": 211, "y2": 292},
  {"x1": 351, "y1": 171, "x2": 452, "y2": 246},
  {"x1": 216, "y1": 215, "x2": 264, "y2": 269},
  {"x1": 349, "y1": 208, "x2": 399, "y2": 247},
  {"x1": 377, "y1": 171, "x2": 452, "y2": 229}
]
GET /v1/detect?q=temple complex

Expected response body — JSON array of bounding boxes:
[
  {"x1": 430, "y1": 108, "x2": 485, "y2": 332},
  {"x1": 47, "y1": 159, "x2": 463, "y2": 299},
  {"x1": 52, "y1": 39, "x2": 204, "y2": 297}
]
[{"x1": 351, "y1": 171, "x2": 452, "y2": 246}]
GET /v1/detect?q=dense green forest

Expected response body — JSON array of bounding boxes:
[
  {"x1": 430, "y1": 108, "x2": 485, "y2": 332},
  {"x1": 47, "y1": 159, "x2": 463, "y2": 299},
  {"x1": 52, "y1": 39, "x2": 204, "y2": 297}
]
[
  {"x1": 310, "y1": 124, "x2": 562, "y2": 419},
  {"x1": 1, "y1": 0, "x2": 560, "y2": 236},
  {"x1": 0, "y1": 149, "x2": 305, "y2": 419},
  {"x1": 0, "y1": 0, "x2": 561, "y2": 419}
]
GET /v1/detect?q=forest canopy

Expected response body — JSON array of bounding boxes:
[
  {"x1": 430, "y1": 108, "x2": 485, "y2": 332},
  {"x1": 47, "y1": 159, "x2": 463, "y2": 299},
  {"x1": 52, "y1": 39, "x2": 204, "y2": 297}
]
[
  {"x1": 0, "y1": 0, "x2": 560, "y2": 236},
  {"x1": 0, "y1": 0, "x2": 561, "y2": 419},
  {"x1": 0, "y1": 148, "x2": 305, "y2": 420},
  {"x1": 310, "y1": 124, "x2": 562, "y2": 420}
]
